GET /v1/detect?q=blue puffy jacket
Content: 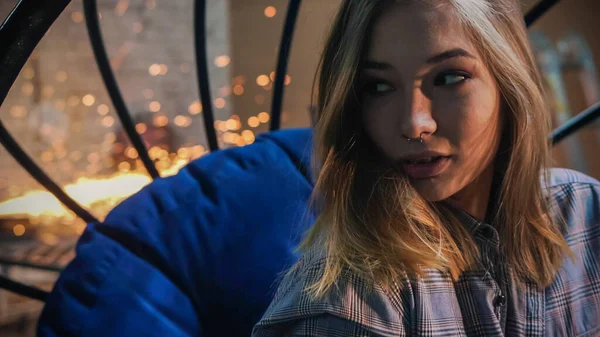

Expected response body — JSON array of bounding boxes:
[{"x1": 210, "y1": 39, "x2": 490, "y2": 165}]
[{"x1": 37, "y1": 128, "x2": 314, "y2": 337}]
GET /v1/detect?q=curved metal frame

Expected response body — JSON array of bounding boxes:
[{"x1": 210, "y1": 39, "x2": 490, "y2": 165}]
[
  {"x1": 83, "y1": 0, "x2": 161, "y2": 179},
  {"x1": 269, "y1": 0, "x2": 302, "y2": 131},
  {"x1": 1, "y1": 0, "x2": 599, "y2": 302}
]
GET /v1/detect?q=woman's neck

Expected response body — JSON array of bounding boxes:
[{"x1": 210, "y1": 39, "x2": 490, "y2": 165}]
[{"x1": 446, "y1": 163, "x2": 496, "y2": 222}]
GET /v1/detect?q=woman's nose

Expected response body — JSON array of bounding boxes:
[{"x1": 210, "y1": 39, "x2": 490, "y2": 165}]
[{"x1": 400, "y1": 89, "x2": 437, "y2": 140}]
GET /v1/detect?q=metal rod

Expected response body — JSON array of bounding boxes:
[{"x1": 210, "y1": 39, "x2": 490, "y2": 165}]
[
  {"x1": 0, "y1": 0, "x2": 97, "y2": 224},
  {"x1": 194, "y1": 0, "x2": 219, "y2": 152},
  {"x1": 0, "y1": 274, "x2": 48, "y2": 302},
  {"x1": 525, "y1": 0, "x2": 560, "y2": 27},
  {"x1": 269, "y1": 0, "x2": 302, "y2": 132},
  {"x1": 83, "y1": 0, "x2": 160, "y2": 179},
  {"x1": 551, "y1": 101, "x2": 600, "y2": 145}
]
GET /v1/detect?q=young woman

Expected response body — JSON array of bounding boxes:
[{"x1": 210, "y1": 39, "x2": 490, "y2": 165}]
[{"x1": 253, "y1": 0, "x2": 600, "y2": 336}]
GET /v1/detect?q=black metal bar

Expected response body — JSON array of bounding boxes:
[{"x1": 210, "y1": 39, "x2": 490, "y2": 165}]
[
  {"x1": 525, "y1": 0, "x2": 560, "y2": 27},
  {"x1": 551, "y1": 102, "x2": 600, "y2": 145},
  {"x1": 0, "y1": 0, "x2": 97, "y2": 224},
  {"x1": 0, "y1": 258, "x2": 63, "y2": 273},
  {"x1": 269, "y1": 0, "x2": 302, "y2": 132},
  {"x1": 194, "y1": 0, "x2": 219, "y2": 152},
  {"x1": 83, "y1": 0, "x2": 160, "y2": 179},
  {"x1": 0, "y1": 274, "x2": 48, "y2": 302}
]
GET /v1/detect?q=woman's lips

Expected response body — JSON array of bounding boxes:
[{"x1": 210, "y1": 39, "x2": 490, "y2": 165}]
[{"x1": 401, "y1": 156, "x2": 452, "y2": 179}]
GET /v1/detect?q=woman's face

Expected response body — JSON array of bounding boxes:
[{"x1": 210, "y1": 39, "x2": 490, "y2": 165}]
[{"x1": 360, "y1": 1, "x2": 504, "y2": 203}]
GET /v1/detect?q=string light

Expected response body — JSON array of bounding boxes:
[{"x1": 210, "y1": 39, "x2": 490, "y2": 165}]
[
  {"x1": 214, "y1": 98, "x2": 226, "y2": 109},
  {"x1": 188, "y1": 100, "x2": 202, "y2": 115},
  {"x1": 135, "y1": 123, "x2": 147, "y2": 134},
  {"x1": 149, "y1": 101, "x2": 161, "y2": 112},
  {"x1": 233, "y1": 85, "x2": 244, "y2": 95},
  {"x1": 125, "y1": 147, "x2": 139, "y2": 159},
  {"x1": 23, "y1": 67, "x2": 35, "y2": 79},
  {"x1": 10, "y1": 106, "x2": 27, "y2": 118},
  {"x1": 149, "y1": 64, "x2": 161, "y2": 76},
  {"x1": 248, "y1": 116, "x2": 260, "y2": 128},
  {"x1": 13, "y1": 224, "x2": 25, "y2": 236},
  {"x1": 214, "y1": 55, "x2": 231, "y2": 68},
  {"x1": 55, "y1": 100, "x2": 66, "y2": 111},
  {"x1": 71, "y1": 12, "x2": 84, "y2": 23},
  {"x1": 102, "y1": 116, "x2": 115, "y2": 127},
  {"x1": 174, "y1": 115, "x2": 192, "y2": 127},
  {"x1": 220, "y1": 86, "x2": 232, "y2": 97},
  {"x1": 97, "y1": 104, "x2": 109, "y2": 115},
  {"x1": 159, "y1": 64, "x2": 168, "y2": 75},
  {"x1": 153, "y1": 115, "x2": 169, "y2": 127},
  {"x1": 42, "y1": 86, "x2": 55, "y2": 98},
  {"x1": 264, "y1": 6, "x2": 277, "y2": 18},
  {"x1": 82, "y1": 94, "x2": 96, "y2": 106},
  {"x1": 242, "y1": 130, "x2": 256, "y2": 144},
  {"x1": 256, "y1": 75, "x2": 270, "y2": 86},
  {"x1": 258, "y1": 112, "x2": 270, "y2": 123}
]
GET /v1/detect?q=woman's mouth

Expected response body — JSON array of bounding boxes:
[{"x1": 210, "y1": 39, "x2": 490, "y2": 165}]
[{"x1": 400, "y1": 156, "x2": 452, "y2": 179}]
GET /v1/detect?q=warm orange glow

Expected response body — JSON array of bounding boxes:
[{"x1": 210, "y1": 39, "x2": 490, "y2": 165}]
[
  {"x1": 82, "y1": 94, "x2": 96, "y2": 106},
  {"x1": 174, "y1": 115, "x2": 192, "y2": 127},
  {"x1": 159, "y1": 64, "x2": 168, "y2": 75},
  {"x1": 55, "y1": 100, "x2": 66, "y2": 111},
  {"x1": 214, "y1": 98, "x2": 226, "y2": 109},
  {"x1": 10, "y1": 105, "x2": 27, "y2": 118},
  {"x1": 256, "y1": 75, "x2": 270, "y2": 86},
  {"x1": 248, "y1": 116, "x2": 260, "y2": 128},
  {"x1": 97, "y1": 104, "x2": 109, "y2": 115},
  {"x1": 87, "y1": 152, "x2": 101, "y2": 163},
  {"x1": 188, "y1": 100, "x2": 202, "y2": 115},
  {"x1": 125, "y1": 147, "x2": 139, "y2": 159},
  {"x1": 71, "y1": 11, "x2": 84, "y2": 23},
  {"x1": 232, "y1": 75, "x2": 246, "y2": 85},
  {"x1": 217, "y1": 121, "x2": 228, "y2": 132},
  {"x1": 13, "y1": 224, "x2": 25, "y2": 236},
  {"x1": 67, "y1": 95, "x2": 80, "y2": 107},
  {"x1": 153, "y1": 115, "x2": 169, "y2": 127},
  {"x1": 226, "y1": 119, "x2": 240, "y2": 131},
  {"x1": 214, "y1": 55, "x2": 231, "y2": 68},
  {"x1": 118, "y1": 161, "x2": 131, "y2": 172},
  {"x1": 55, "y1": 71, "x2": 68, "y2": 83},
  {"x1": 21, "y1": 82, "x2": 34, "y2": 95},
  {"x1": 241, "y1": 130, "x2": 255, "y2": 144},
  {"x1": 149, "y1": 101, "x2": 161, "y2": 112},
  {"x1": 136, "y1": 123, "x2": 147, "y2": 134},
  {"x1": 40, "y1": 151, "x2": 54, "y2": 163},
  {"x1": 149, "y1": 64, "x2": 161, "y2": 76},
  {"x1": 220, "y1": 86, "x2": 232, "y2": 97},
  {"x1": 23, "y1": 67, "x2": 35, "y2": 79},
  {"x1": 285, "y1": 75, "x2": 291, "y2": 85},
  {"x1": 104, "y1": 132, "x2": 117, "y2": 143},
  {"x1": 233, "y1": 85, "x2": 244, "y2": 95},
  {"x1": 258, "y1": 112, "x2": 270, "y2": 123},
  {"x1": 264, "y1": 6, "x2": 277, "y2": 18},
  {"x1": 115, "y1": 0, "x2": 129, "y2": 15},
  {"x1": 42, "y1": 86, "x2": 54, "y2": 98},
  {"x1": 102, "y1": 116, "x2": 115, "y2": 127}
]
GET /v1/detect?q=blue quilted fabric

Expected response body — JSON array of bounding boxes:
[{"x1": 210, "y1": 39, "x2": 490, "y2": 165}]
[{"x1": 37, "y1": 128, "x2": 315, "y2": 337}]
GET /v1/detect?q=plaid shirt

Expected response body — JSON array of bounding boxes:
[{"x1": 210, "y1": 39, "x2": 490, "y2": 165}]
[{"x1": 253, "y1": 168, "x2": 600, "y2": 336}]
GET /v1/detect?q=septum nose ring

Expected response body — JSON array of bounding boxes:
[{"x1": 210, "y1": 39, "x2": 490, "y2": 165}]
[{"x1": 406, "y1": 133, "x2": 424, "y2": 143}]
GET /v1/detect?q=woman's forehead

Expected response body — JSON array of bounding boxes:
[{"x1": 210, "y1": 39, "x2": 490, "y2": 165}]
[{"x1": 367, "y1": 2, "x2": 476, "y2": 63}]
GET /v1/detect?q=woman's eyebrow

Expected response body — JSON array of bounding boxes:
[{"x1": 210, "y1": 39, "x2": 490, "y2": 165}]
[{"x1": 362, "y1": 48, "x2": 475, "y2": 70}]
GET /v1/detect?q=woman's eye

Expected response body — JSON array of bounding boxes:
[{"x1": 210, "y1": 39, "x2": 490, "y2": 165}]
[
  {"x1": 434, "y1": 72, "x2": 471, "y2": 86},
  {"x1": 363, "y1": 81, "x2": 394, "y2": 95}
]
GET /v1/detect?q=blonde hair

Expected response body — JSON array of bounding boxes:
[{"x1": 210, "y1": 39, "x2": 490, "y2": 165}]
[{"x1": 294, "y1": 0, "x2": 573, "y2": 299}]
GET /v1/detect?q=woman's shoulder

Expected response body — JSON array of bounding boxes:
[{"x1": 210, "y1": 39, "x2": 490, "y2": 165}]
[
  {"x1": 543, "y1": 168, "x2": 600, "y2": 235},
  {"x1": 252, "y1": 249, "x2": 409, "y2": 336}
]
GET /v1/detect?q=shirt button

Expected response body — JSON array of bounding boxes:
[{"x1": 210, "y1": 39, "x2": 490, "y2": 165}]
[{"x1": 495, "y1": 294, "x2": 506, "y2": 307}]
